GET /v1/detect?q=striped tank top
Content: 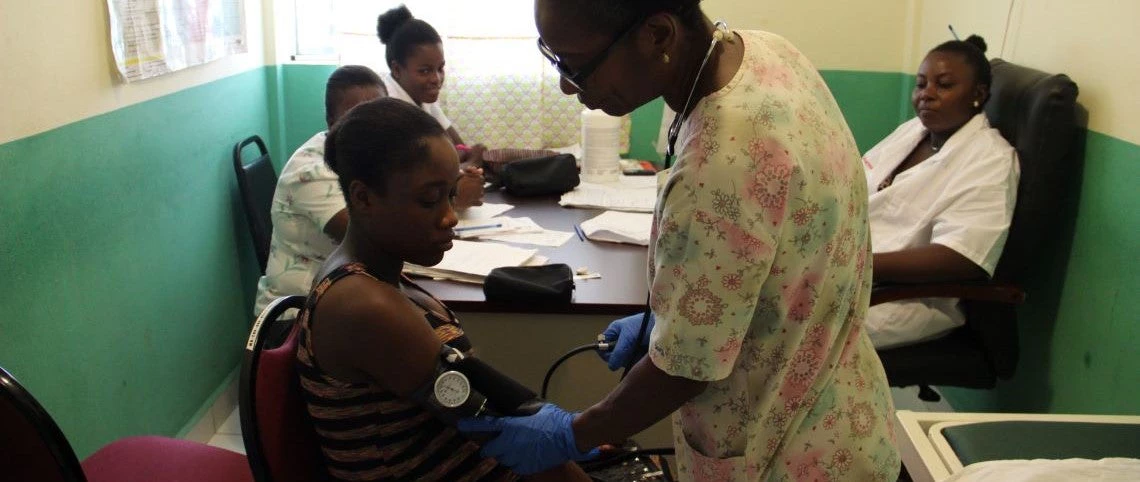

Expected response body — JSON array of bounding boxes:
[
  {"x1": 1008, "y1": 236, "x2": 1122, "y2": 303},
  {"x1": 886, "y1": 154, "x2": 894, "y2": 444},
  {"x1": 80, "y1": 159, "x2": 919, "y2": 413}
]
[{"x1": 296, "y1": 263, "x2": 517, "y2": 481}]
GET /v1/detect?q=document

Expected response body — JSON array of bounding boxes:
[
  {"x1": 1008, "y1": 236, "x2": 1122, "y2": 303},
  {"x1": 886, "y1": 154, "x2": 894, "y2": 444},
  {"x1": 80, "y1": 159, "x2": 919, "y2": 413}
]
[
  {"x1": 457, "y1": 202, "x2": 515, "y2": 220},
  {"x1": 404, "y1": 240, "x2": 537, "y2": 283},
  {"x1": 482, "y1": 230, "x2": 575, "y2": 247},
  {"x1": 106, "y1": 0, "x2": 247, "y2": 82},
  {"x1": 559, "y1": 175, "x2": 658, "y2": 213},
  {"x1": 580, "y1": 211, "x2": 654, "y2": 246}
]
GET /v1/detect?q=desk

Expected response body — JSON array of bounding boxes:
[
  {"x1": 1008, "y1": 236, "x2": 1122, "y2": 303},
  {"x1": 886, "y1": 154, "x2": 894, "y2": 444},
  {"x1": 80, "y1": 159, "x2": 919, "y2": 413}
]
[
  {"x1": 418, "y1": 191, "x2": 650, "y2": 315},
  {"x1": 417, "y1": 190, "x2": 673, "y2": 449}
]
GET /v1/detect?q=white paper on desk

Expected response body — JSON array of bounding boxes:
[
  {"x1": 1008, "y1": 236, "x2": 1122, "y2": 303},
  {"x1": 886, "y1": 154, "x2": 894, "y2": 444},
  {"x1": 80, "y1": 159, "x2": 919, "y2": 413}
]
[
  {"x1": 482, "y1": 229, "x2": 575, "y2": 247},
  {"x1": 580, "y1": 211, "x2": 654, "y2": 246},
  {"x1": 559, "y1": 175, "x2": 658, "y2": 213},
  {"x1": 404, "y1": 240, "x2": 537, "y2": 282},
  {"x1": 455, "y1": 217, "x2": 543, "y2": 239},
  {"x1": 457, "y1": 202, "x2": 514, "y2": 220}
]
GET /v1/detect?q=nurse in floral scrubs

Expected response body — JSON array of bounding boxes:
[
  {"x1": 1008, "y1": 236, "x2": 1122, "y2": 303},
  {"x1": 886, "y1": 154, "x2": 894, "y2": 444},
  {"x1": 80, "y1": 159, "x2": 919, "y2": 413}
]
[{"x1": 458, "y1": 1, "x2": 900, "y2": 480}]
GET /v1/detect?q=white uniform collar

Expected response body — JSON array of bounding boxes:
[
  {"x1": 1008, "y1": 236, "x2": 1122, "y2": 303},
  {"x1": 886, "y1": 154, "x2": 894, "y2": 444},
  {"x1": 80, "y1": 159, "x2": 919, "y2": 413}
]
[
  {"x1": 384, "y1": 73, "x2": 418, "y2": 106},
  {"x1": 930, "y1": 113, "x2": 989, "y2": 155}
]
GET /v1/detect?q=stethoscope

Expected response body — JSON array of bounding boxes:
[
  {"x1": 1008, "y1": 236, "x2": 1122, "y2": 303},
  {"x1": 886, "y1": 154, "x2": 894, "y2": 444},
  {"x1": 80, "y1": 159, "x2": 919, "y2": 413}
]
[
  {"x1": 662, "y1": 20, "x2": 730, "y2": 170},
  {"x1": 621, "y1": 20, "x2": 731, "y2": 375}
]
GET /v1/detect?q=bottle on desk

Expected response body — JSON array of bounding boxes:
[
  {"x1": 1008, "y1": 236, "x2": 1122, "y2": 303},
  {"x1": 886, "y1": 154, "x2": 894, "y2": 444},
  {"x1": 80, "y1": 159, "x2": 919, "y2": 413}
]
[{"x1": 580, "y1": 108, "x2": 622, "y2": 184}]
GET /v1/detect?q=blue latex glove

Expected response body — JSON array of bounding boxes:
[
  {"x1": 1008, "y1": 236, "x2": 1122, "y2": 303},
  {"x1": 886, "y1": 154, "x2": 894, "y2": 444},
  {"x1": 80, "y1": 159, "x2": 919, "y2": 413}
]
[
  {"x1": 598, "y1": 311, "x2": 655, "y2": 371},
  {"x1": 457, "y1": 403, "x2": 598, "y2": 475}
]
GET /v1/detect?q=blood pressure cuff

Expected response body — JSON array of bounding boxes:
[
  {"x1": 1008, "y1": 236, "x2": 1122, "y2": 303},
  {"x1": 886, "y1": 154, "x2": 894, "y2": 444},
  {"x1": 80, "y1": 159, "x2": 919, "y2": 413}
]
[
  {"x1": 497, "y1": 153, "x2": 580, "y2": 197},
  {"x1": 484, "y1": 264, "x2": 574, "y2": 305},
  {"x1": 409, "y1": 345, "x2": 544, "y2": 425}
]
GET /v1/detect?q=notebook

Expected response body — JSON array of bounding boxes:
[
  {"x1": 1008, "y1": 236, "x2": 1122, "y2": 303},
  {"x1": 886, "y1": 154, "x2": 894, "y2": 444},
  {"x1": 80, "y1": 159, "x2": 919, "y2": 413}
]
[{"x1": 579, "y1": 211, "x2": 654, "y2": 246}]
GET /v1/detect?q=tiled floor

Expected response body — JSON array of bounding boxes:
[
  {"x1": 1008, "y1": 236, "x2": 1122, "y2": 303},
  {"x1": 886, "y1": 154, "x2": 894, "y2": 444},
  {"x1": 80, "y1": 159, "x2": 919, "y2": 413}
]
[{"x1": 203, "y1": 386, "x2": 952, "y2": 456}]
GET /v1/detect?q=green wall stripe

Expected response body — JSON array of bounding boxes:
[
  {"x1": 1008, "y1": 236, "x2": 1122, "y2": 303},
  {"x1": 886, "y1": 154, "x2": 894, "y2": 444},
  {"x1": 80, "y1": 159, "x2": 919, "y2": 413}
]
[
  {"x1": 0, "y1": 66, "x2": 275, "y2": 457},
  {"x1": 942, "y1": 130, "x2": 1140, "y2": 415}
]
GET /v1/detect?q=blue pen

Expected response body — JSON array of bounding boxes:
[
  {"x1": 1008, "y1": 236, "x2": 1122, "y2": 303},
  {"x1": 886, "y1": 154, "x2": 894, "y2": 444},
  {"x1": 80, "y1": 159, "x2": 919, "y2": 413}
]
[
  {"x1": 573, "y1": 224, "x2": 586, "y2": 242},
  {"x1": 454, "y1": 223, "x2": 503, "y2": 232}
]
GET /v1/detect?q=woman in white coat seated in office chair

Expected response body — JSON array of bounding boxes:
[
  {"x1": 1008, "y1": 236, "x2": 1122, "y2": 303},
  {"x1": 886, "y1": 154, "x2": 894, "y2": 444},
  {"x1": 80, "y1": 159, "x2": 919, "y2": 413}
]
[{"x1": 862, "y1": 35, "x2": 1020, "y2": 349}]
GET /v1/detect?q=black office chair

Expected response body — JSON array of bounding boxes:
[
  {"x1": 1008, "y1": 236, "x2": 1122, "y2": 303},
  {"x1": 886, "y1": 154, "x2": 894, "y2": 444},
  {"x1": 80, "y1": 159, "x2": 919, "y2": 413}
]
[
  {"x1": 874, "y1": 59, "x2": 1081, "y2": 401},
  {"x1": 233, "y1": 135, "x2": 277, "y2": 274}
]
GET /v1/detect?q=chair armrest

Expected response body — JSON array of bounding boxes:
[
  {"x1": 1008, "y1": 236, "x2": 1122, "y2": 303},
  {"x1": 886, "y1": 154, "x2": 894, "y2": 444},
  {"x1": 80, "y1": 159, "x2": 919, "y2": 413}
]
[{"x1": 870, "y1": 282, "x2": 1026, "y2": 307}]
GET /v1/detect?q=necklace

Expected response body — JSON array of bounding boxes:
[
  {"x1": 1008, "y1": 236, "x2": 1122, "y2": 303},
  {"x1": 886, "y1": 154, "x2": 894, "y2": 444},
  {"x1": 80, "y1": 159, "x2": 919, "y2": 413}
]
[
  {"x1": 930, "y1": 134, "x2": 946, "y2": 152},
  {"x1": 663, "y1": 21, "x2": 730, "y2": 169}
]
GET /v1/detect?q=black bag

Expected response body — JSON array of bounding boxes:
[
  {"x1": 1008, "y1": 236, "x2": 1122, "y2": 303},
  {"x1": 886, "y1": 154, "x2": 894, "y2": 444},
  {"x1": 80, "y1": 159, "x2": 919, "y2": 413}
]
[
  {"x1": 483, "y1": 264, "x2": 574, "y2": 304},
  {"x1": 497, "y1": 153, "x2": 579, "y2": 196}
]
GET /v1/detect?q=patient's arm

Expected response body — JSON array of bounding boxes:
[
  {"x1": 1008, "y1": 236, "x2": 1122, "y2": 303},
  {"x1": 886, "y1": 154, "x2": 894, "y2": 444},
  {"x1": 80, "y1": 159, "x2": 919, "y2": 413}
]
[{"x1": 873, "y1": 243, "x2": 988, "y2": 284}]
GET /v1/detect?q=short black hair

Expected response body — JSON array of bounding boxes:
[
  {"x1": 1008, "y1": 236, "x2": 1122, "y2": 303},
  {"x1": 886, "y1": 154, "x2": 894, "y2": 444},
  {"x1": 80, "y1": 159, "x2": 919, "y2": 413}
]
[
  {"x1": 540, "y1": 0, "x2": 705, "y2": 36},
  {"x1": 376, "y1": 5, "x2": 442, "y2": 68},
  {"x1": 324, "y1": 65, "x2": 385, "y2": 127},
  {"x1": 930, "y1": 34, "x2": 993, "y2": 105},
  {"x1": 324, "y1": 97, "x2": 448, "y2": 203}
]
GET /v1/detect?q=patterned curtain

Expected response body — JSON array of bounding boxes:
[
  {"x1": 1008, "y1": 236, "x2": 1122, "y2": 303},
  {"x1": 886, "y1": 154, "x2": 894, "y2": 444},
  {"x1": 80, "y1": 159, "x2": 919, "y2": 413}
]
[{"x1": 440, "y1": 37, "x2": 631, "y2": 152}]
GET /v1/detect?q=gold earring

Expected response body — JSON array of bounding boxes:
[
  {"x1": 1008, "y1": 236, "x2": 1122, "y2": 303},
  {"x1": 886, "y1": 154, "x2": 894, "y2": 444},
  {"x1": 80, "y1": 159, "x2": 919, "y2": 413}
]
[{"x1": 662, "y1": 52, "x2": 670, "y2": 64}]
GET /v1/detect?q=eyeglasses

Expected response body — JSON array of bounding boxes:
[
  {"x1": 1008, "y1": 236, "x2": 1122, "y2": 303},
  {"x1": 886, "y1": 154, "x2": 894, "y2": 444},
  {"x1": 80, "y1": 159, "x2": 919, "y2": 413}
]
[{"x1": 537, "y1": 17, "x2": 643, "y2": 91}]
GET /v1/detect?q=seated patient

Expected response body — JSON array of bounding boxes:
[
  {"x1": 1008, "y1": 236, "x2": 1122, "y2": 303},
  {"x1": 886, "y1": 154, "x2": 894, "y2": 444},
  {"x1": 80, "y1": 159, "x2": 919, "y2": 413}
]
[
  {"x1": 863, "y1": 35, "x2": 1020, "y2": 349},
  {"x1": 294, "y1": 97, "x2": 588, "y2": 482},
  {"x1": 253, "y1": 65, "x2": 483, "y2": 315}
]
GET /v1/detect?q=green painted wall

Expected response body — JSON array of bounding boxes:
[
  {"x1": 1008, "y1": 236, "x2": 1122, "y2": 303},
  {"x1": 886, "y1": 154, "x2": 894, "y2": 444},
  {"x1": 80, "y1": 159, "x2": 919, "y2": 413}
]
[
  {"x1": 942, "y1": 131, "x2": 1140, "y2": 415},
  {"x1": 0, "y1": 67, "x2": 277, "y2": 457},
  {"x1": 275, "y1": 66, "x2": 910, "y2": 161}
]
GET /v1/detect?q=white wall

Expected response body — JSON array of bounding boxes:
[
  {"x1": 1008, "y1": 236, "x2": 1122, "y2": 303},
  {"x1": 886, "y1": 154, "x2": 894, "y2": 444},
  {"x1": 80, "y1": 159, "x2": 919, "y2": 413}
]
[
  {"x1": 702, "y1": 0, "x2": 913, "y2": 72},
  {"x1": 0, "y1": 0, "x2": 272, "y2": 144},
  {"x1": 910, "y1": 0, "x2": 1140, "y2": 144}
]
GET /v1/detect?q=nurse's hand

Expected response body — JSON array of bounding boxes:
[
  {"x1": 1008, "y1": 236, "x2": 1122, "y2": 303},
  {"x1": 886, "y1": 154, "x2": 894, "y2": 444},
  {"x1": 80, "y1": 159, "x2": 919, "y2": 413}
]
[
  {"x1": 457, "y1": 403, "x2": 598, "y2": 475},
  {"x1": 598, "y1": 312, "x2": 655, "y2": 371}
]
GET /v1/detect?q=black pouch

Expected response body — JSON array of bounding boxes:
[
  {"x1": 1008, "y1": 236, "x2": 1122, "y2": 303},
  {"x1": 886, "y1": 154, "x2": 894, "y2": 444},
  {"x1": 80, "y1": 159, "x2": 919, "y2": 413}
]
[
  {"x1": 498, "y1": 154, "x2": 580, "y2": 196},
  {"x1": 483, "y1": 264, "x2": 574, "y2": 304}
]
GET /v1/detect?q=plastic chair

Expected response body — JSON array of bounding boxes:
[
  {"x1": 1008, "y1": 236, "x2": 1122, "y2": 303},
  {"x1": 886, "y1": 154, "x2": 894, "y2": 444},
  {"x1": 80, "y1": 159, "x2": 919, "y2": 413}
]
[
  {"x1": 874, "y1": 59, "x2": 1081, "y2": 401},
  {"x1": 0, "y1": 365, "x2": 252, "y2": 482},
  {"x1": 239, "y1": 295, "x2": 327, "y2": 482},
  {"x1": 233, "y1": 135, "x2": 277, "y2": 274}
]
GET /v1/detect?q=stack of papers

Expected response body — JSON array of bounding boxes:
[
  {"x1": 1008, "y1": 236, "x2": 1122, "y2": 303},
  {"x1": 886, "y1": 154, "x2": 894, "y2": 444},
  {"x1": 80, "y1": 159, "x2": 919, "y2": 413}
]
[
  {"x1": 454, "y1": 216, "x2": 540, "y2": 239},
  {"x1": 457, "y1": 202, "x2": 514, "y2": 220},
  {"x1": 580, "y1": 211, "x2": 654, "y2": 246},
  {"x1": 559, "y1": 175, "x2": 658, "y2": 212},
  {"x1": 456, "y1": 216, "x2": 575, "y2": 247},
  {"x1": 404, "y1": 240, "x2": 539, "y2": 284}
]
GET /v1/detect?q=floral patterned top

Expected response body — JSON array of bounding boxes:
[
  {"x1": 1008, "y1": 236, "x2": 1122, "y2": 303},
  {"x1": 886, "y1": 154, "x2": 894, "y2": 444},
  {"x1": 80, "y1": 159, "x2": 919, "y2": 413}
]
[
  {"x1": 254, "y1": 132, "x2": 344, "y2": 315},
  {"x1": 647, "y1": 30, "x2": 899, "y2": 481}
]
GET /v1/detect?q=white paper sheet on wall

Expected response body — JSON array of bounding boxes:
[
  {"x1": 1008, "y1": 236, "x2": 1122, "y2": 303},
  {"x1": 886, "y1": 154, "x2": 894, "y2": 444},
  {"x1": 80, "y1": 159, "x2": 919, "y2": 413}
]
[{"x1": 106, "y1": 0, "x2": 248, "y2": 82}]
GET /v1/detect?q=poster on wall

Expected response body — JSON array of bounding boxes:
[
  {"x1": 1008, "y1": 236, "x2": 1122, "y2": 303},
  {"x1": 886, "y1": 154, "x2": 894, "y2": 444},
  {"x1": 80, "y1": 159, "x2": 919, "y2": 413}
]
[{"x1": 106, "y1": 0, "x2": 247, "y2": 82}]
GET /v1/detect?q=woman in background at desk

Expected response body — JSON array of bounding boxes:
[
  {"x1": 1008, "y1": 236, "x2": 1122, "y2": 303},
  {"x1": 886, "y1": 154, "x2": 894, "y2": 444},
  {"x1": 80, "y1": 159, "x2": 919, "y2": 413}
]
[
  {"x1": 862, "y1": 35, "x2": 1019, "y2": 349},
  {"x1": 296, "y1": 98, "x2": 589, "y2": 482},
  {"x1": 253, "y1": 65, "x2": 484, "y2": 315},
  {"x1": 458, "y1": 0, "x2": 899, "y2": 480},
  {"x1": 377, "y1": 5, "x2": 489, "y2": 169}
]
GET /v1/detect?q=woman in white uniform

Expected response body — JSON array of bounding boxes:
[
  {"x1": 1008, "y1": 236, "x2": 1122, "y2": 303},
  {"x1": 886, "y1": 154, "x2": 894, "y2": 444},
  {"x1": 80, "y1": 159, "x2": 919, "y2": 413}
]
[{"x1": 862, "y1": 35, "x2": 1020, "y2": 349}]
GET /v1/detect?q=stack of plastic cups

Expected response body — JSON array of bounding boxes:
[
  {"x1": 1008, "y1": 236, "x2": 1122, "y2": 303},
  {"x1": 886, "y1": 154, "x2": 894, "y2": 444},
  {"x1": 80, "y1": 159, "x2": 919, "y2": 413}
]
[{"x1": 580, "y1": 108, "x2": 622, "y2": 183}]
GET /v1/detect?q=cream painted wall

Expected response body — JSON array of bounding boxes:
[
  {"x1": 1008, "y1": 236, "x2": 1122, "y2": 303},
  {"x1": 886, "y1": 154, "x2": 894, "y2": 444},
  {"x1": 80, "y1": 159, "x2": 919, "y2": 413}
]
[
  {"x1": 910, "y1": 0, "x2": 1140, "y2": 144},
  {"x1": 910, "y1": 0, "x2": 1015, "y2": 66},
  {"x1": 0, "y1": 0, "x2": 271, "y2": 144},
  {"x1": 702, "y1": 0, "x2": 912, "y2": 72}
]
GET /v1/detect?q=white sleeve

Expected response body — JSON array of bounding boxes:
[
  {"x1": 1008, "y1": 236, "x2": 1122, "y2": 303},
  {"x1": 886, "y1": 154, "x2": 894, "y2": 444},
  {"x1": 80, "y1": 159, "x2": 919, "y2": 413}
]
[{"x1": 930, "y1": 143, "x2": 1019, "y2": 276}]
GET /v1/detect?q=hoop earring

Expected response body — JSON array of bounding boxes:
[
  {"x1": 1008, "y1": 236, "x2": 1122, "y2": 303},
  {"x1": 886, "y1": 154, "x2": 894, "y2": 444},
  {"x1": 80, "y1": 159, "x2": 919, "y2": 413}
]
[{"x1": 662, "y1": 52, "x2": 670, "y2": 64}]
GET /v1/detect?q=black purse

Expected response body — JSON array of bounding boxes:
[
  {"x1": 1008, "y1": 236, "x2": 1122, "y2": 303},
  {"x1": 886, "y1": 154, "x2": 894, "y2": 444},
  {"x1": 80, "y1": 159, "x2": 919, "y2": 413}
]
[
  {"x1": 496, "y1": 153, "x2": 580, "y2": 196},
  {"x1": 483, "y1": 264, "x2": 575, "y2": 304}
]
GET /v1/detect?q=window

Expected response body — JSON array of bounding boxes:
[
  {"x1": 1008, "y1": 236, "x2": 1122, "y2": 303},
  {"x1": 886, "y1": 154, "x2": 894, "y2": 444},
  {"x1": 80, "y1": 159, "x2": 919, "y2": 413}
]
[{"x1": 290, "y1": 0, "x2": 629, "y2": 151}]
